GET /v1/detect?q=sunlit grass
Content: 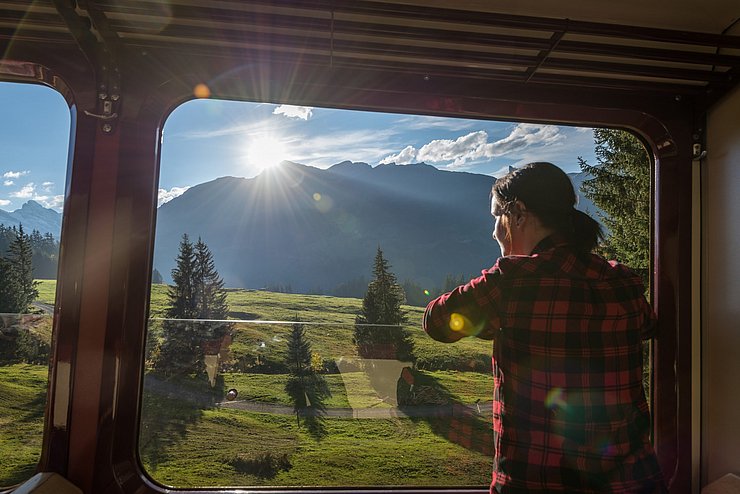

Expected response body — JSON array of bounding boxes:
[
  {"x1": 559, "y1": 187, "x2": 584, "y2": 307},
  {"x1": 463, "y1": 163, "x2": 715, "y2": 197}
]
[
  {"x1": 18, "y1": 280, "x2": 495, "y2": 489},
  {"x1": 144, "y1": 408, "x2": 491, "y2": 488},
  {"x1": 0, "y1": 364, "x2": 48, "y2": 487}
]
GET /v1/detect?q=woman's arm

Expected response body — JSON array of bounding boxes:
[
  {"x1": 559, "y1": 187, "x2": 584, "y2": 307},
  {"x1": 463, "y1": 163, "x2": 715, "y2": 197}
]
[{"x1": 423, "y1": 268, "x2": 503, "y2": 343}]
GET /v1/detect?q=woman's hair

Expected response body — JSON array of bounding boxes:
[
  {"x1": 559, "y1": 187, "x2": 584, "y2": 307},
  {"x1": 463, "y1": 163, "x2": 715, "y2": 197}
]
[{"x1": 492, "y1": 162, "x2": 603, "y2": 254}]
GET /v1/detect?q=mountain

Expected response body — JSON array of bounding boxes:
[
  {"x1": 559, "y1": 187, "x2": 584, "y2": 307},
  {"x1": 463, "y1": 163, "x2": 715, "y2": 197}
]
[
  {"x1": 153, "y1": 162, "x2": 600, "y2": 294},
  {"x1": 0, "y1": 200, "x2": 62, "y2": 237}
]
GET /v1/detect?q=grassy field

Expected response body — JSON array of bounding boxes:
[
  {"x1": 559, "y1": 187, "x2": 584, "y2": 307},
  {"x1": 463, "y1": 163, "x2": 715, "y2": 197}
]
[
  {"x1": 0, "y1": 364, "x2": 48, "y2": 486},
  {"x1": 3, "y1": 280, "x2": 495, "y2": 489}
]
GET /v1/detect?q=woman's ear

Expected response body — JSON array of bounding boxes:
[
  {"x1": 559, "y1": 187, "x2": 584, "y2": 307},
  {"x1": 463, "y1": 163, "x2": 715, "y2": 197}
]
[{"x1": 512, "y1": 200, "x2": 527, "y2": 228}]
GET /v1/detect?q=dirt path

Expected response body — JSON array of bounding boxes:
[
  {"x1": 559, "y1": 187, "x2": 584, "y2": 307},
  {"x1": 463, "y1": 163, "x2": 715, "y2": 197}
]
[{"x1": 217, "y1": 399, "x2": 493, "y2": 419}]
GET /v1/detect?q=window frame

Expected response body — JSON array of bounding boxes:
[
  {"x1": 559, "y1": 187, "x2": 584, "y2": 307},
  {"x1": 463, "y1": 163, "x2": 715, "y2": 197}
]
[{"x1": 1, "y1": 57, "x2": 693, "y2": 493}]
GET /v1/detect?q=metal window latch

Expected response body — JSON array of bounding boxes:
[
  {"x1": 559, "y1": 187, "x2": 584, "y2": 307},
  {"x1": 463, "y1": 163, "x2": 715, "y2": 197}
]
[
  {"x1": 84, "y1": 101, "x2": 118, "y2": 121},
  {"x1": 692, "y1": 143, "x2": 707, "y2": 160}
]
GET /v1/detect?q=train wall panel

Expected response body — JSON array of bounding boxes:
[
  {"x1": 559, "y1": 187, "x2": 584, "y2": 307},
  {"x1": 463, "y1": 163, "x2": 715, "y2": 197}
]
[{"x1": 702, "y1": 83, "x2": 740, "y2": 486}]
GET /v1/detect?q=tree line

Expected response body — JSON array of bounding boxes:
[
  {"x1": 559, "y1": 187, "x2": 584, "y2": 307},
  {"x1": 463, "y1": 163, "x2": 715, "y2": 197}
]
[{"x1": 0, "y1": 224, "x2": 59, "y2": 280}]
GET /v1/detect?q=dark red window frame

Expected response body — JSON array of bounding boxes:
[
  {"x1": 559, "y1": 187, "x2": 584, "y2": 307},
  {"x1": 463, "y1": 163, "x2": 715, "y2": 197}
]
[{"x1": 1, "y1": 58, "x2": 692, "y2": 493}]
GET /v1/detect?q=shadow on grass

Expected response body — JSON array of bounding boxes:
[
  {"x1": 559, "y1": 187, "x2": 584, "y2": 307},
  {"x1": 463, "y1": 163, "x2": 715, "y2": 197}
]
[
  {"x1": 228, "y1": 451, "x2": 292, "y2": 479},
  {"x1": 139, "y1": 373, "x2": 225, "y2": 471},
  {"x1": 399, "y1": 369, "x2": 493, "y2": 457},
  {"x1": 0, "y1": 462, "x2": 38, "y2": 488},
  {"x1": 17, "y1": 388, "x2": 47, "y2": 425},
  {"x1": 289, "y1": 373, "x2": 331, "y2": 441}
]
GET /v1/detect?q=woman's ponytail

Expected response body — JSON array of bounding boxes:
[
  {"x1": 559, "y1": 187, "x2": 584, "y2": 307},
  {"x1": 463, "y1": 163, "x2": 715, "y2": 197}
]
[{"x1": 570, "y1": 208, "x2": 604, "y2": 254}]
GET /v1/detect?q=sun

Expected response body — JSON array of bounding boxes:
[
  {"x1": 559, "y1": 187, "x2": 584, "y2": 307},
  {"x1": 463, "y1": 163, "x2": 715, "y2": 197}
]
[{"x1": 247, "y1": 135, "x2": 288, "y2": 170}]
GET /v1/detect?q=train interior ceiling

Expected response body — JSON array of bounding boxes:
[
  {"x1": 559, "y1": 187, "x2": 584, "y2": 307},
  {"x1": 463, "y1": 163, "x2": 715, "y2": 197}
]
[{"x1": 1, "y1": 0, "x2": 740, "y2": 493}]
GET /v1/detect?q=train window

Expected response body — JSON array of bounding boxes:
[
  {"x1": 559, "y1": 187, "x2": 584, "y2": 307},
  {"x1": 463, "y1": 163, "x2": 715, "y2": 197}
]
[
  {"x1": 0, "y1": 82, "x2": 69, "y2": 487},
  {"x1": 141, "y1": 99, "x2": 652, "y2": 488}
]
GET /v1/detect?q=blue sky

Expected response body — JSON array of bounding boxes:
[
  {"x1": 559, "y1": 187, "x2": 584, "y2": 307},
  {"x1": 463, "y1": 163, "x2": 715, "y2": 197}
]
[{"x1": 1, "y1": 81, "x2": 597, "y2": 212}]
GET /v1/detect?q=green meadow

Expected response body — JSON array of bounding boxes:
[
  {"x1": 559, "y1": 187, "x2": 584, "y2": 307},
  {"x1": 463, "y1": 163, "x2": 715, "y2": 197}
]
[{"x1": 1, "y1": 280, "x2": 494, "y2": 488}]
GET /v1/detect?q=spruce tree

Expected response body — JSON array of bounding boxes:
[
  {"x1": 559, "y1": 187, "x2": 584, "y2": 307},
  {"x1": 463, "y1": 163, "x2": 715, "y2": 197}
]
[
  {"x1": 5, "y1": 225, "x2": 38, "y2": 312},
  {"x1": 167, "y1": 234, "x2": 198, "y2": 319},
  {"x1": 0, "y1": 257, "x2": 14, "y2": 313},
  {"x1": 155, "y1": 234, "x2": 231, "y2": 379},
  {"x1": 354, "y1": 247, "x2": 413, "y2": 361},
  {"x1": 156, "y1": 234, "x2": 199, "y2": 377},
  {"x1": 194, "y1": 237, "x2": 229, "y2": 320},
  {"x1": 285, "y1": 318, "x2": 329, "y2": 431},
  {"x1": 578, "y1": 129, "x2": 651, "y2": 284},
  {"x1": 285, "y1": 320, "x2": 313, "y2": 425}
]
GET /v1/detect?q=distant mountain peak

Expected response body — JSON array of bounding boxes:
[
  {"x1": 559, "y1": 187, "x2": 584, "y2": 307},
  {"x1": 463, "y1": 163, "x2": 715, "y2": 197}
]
[
  {"x1": 0, "y1": 200, "x2": 61, "y2": 237},
  {"x1": 20, "y1": 200, "x2": 45, "y2": 210}
]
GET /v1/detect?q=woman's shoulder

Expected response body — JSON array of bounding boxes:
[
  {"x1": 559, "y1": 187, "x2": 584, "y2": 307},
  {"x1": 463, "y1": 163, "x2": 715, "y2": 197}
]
[{"x1": 491, "y1": 249, "x2": 643, "y2": 286}]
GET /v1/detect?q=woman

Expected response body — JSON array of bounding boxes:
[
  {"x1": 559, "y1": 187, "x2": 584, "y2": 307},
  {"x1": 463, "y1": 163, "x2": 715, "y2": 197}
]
[{"x1": 423, "y1": 162, "x2": 664, "y2": 493}]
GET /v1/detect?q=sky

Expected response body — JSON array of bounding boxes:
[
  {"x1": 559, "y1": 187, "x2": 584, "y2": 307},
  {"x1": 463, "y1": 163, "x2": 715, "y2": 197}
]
[{"x1": 0, "y1": 81, "x2": 598, "y2": 212}]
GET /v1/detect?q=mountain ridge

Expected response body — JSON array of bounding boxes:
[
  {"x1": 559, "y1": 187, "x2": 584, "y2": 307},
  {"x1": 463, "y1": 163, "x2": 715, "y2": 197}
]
[
  {"x1": 154, "y1": 161, "x2": 598, "y2": 295},
  {"x1": 0, "y1": 200, "x2": 62, "y2": 237}
]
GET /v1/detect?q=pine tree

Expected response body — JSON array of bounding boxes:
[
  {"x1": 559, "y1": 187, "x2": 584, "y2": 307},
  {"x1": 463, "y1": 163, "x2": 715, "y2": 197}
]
[
  {"x1": 193, "y1": 237, "x2": 229, "y2": 320},
  {"x1": 155, "y1": 234, "x2": 231, "y2": 378},
  {"x1": 156, "y1": 234, "x2": 199, "y2": 377},
  {"x1": 3, "y1": 225, "x2": 39, "y2": 312},
  {"x1": 166, "y1": 234, "x2": 198, "y2": 319},
  {"x1": 285, "y1": 320, "x2": 313, "y2": 425},
  {"x1": 285, "y1": 318, "x2": 329, "y2": 431},
  {"x1": 0, "y1": 257, "x2": 14, "y2": 313},
  {"x1": 578, "y1": 129, "x2": 651, "y2": 284},
  {"x1": 354, "y1": 247, "x2": 413, "y2": 361}
]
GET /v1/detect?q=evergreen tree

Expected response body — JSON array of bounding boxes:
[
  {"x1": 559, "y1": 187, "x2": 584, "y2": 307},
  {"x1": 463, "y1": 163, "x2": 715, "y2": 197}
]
[
  {"x1": 0, "y1": 224, "x2": 60, "y2": 280},
  {"x1": 0, "y1": 225, "x2": 39, "y2": 312},
  {"x1": 0, "y1": 257, "x2": 14, "y2": 313},
  {"x1": 285, "y1": 320, "x2": 313, "y2": 425},
  {"x1": 155, "y1": 234, "x2": 231, "y2": 378},
  {"x1": 285, "y1": 318, "x2": 329, "y2": 432},
  {"x1": 166, "y1": 234, "x2": 198, "y2": 319},
  {"x1": 193, "y1": 237, "x2": 229, "y2": 320},
  {"x1": 354, "y1": 247, "x2": 413, "y2": 361},
  {"x1": 578, "y1": 129, "x2": 651, "y2": 284}
]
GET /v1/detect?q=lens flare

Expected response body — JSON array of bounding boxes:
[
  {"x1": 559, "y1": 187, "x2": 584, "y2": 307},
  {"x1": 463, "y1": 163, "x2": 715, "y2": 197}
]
[
  {"x1": 423, "y1": 289, "x2": 430, "y2": 296},
  {"x1": 449, "y1": 313, "x2": 465, "y2": 332},
  {"x1": 193, "y1": 83, "x2": 211, "y2": 98},
  {"x1": 545, "y1": 387, "x2": 568, "y2": 410}
]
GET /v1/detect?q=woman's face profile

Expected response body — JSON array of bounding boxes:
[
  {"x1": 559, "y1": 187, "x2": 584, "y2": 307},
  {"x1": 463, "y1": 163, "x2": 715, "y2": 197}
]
[{"x1": 491, "y1": 197, "x2": 512, "y2": 256}]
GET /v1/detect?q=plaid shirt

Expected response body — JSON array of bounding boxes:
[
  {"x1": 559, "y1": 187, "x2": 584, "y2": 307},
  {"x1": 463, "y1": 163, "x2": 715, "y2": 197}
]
[{"x1": 423, "y1": 235, "x2": 664, "y2": 493}]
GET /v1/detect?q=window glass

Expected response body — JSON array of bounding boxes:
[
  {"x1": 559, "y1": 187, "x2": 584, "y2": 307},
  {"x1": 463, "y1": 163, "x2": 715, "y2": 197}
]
[
  {"x1": 142, "y1": 98, "x2": 650, "y2": 488},
  {"x1": 0, "y1": 81, "x2": 69, "y2": 487}
]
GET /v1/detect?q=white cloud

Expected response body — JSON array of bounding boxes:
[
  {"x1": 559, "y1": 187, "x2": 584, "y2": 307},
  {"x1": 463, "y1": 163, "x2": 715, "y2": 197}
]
[
  {"x1": 32, "y1": 194, "x2": 64, "y2": 210},
  {"x1": 42, "y1": 181, "x2": 54, "y2": 191},
  {"x1": 379, "y1": 145, "x2": 418, "y2": 165},
  {"x1": 3, "y1": 180, "x2": 13, "y2": 186},
  {"x1": 418, "y1": 130, "x2": 490, "y2": 167},
  {"x1": 377, "y1": 124, "x2": 566, "y2": 169},
  {"x1": 0, "y1": 199, "x2": 10, "y2": 207},
  {"x1": 3, "y1": 170, "x2": 29, "y2": 179},
  {"x1": 10, "y1": 183, "x2": 35, "y2": 199},
  {"x1": 158, "y1": 186, "x2": 190, "y2": 207},
  {"x1": 393, "y1": 115, "x2": 476, "y2": 132},
  {"x1": 273, "y1": 105, "x2": 313, "y2": 120}
]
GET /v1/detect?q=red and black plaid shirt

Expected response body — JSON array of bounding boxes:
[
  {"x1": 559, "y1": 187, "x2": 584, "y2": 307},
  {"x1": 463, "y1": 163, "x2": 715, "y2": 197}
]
[{"x1": 424, "y1": 234, "x2": 664, "y2": 493}]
